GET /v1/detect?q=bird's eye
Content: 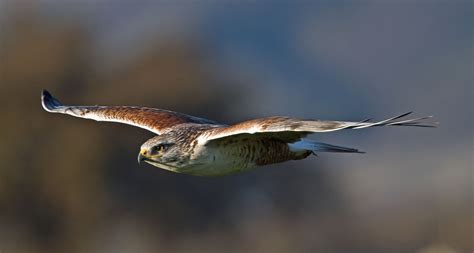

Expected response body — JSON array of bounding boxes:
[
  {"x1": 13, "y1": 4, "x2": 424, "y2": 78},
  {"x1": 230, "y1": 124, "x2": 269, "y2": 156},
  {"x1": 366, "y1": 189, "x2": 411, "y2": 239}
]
[{"x1": 153, "y1": 144, "x2": 167, "y2": 153}]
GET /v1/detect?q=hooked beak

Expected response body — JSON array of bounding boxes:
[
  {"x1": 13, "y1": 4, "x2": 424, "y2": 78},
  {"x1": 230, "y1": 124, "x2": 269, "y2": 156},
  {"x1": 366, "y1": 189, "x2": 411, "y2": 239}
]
[{"x1": 137, "y1": 149, "x2": 148, "y2": 164}]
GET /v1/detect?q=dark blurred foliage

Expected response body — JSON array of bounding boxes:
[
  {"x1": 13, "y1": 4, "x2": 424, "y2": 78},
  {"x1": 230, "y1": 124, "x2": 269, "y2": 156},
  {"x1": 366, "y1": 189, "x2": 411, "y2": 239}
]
[
  {"x1": 0, "y1": 5, "x2": 341, "y2": 253},
  {"x1": 0, "y1": 2, "x2": 472, "y2": 253}
]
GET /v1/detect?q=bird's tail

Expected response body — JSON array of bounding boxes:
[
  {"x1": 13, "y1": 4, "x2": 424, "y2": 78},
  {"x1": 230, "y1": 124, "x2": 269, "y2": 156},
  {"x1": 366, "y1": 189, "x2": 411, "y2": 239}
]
[{"x1": 288, "y1": 139, "x2": 364, "y2": 154}]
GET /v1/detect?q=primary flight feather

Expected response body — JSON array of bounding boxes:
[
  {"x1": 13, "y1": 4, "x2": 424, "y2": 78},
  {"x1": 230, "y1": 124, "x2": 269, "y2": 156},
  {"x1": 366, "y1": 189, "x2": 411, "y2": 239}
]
[{"x1": 41, "y1": 90, "x2": 436, "y2": 176}]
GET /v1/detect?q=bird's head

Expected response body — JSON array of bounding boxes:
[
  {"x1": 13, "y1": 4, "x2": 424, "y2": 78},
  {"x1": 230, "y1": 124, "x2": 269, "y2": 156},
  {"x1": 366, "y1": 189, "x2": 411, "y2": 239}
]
[{"x1": 138, "y1": 134, "x2": 188, "y2": 171}]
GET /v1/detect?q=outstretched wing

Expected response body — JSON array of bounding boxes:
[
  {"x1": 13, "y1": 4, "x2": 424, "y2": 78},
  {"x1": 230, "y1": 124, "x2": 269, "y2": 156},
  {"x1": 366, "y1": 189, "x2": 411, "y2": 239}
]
[
  {"x1": 41, "y1": 90, "x2": 218, "y2": 135},
  {"x1": 201, "y1": 112, "x2": 436, "y2": 144}
]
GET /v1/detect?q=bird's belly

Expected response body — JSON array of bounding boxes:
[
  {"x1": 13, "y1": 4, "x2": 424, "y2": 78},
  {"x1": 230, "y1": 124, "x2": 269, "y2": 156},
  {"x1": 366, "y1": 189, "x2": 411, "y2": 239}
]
[
  {"x1": 179, "y1": 146, "x2": 257, "y2": 176},
  {"x1": 182, "y1": 163, "x2": 253, "y2": 177},
  {"x1": 181, "y1": 156, "x2": 255, "y2": 177},
  {"x1": 178, "y1": 141, "x2": 307, "y2": 177}
]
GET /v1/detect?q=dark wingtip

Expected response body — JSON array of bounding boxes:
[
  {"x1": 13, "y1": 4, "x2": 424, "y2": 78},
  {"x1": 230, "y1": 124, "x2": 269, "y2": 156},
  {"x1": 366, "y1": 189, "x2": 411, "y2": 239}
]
[
  {"x1": 42, "y1": 89, "x2": 52, "y2": 105},
  {"x1": 348, "y1": 148, "x2": 365, "y2": 154},
  {"x1": 41, "y1": 89, "x2": 62, "y2": 112},
  {"x1": 42, "y1": 89, "x2": 50, "y2": 97}
]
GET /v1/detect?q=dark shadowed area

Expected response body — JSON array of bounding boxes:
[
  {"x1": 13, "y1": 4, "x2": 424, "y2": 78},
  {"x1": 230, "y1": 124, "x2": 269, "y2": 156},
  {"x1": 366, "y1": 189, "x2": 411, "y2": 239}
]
[{"x1": 0, "y1": 1, "x2": 472, "y2": 253}]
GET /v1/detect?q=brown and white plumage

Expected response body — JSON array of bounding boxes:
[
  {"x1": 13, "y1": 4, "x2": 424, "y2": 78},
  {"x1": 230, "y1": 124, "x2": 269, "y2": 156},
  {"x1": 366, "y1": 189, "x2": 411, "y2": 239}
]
[
  {"x1": 41, "y1": 90, "x2": 218, "y2": 134},
  {"x1": 41, "y1": 90, "x2": 436, "y2": 176}
]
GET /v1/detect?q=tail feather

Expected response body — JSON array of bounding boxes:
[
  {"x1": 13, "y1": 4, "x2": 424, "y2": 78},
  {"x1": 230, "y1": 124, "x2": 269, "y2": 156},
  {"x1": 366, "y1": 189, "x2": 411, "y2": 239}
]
[{"x1": 289, "y1": 140, "x2": 364, "y2": 154}]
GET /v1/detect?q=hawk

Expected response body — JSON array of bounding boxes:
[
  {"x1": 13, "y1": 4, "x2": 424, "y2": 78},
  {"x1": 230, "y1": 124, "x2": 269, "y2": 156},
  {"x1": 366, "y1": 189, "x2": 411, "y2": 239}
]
[{"x1": 41, "y1": 90, "x2": 435, "y2": 176}]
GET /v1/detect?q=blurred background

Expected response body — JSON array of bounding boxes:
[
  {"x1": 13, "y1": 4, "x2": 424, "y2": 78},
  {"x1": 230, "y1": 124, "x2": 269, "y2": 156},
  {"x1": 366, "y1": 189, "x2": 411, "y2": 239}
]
[{"x1": 0, "y1": 1, "x2": 472, "y2": 253}]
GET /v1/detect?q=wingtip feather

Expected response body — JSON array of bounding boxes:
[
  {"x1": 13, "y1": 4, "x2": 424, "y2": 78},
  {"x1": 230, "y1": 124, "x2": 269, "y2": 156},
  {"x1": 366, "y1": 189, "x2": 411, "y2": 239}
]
[
  {"x1": 351, "y1": 112, "x2": 437, "y2": 129},
  {"x1": 41, "y1": 89, "x2": 63, "y2": 112}
]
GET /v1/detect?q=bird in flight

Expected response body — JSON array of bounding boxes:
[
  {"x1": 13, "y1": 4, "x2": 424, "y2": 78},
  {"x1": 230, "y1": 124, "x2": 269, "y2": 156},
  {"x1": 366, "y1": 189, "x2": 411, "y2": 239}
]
[{"x1": 41, "y1": 90, "x2": 435, "y2": 176}]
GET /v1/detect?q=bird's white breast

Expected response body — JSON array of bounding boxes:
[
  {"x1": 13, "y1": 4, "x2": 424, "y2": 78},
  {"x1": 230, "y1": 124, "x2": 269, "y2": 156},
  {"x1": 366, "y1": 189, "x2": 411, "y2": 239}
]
[{"x1": 180, "y1": 142, "x2": 256, "y2": 176}]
